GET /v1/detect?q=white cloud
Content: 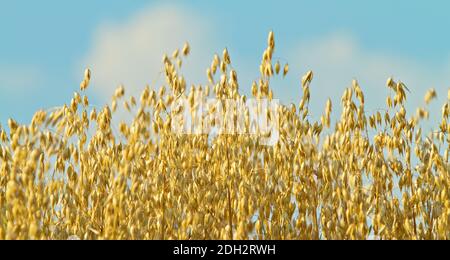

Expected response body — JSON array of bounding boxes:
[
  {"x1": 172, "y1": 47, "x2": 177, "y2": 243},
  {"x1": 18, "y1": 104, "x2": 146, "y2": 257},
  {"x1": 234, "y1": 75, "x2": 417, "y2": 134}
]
[
  {"x1": 287, "y1": 32, "x2": 450, "y2": 119},
  {"x1": 81, "y1": 4, "x2": 219, "y2": 102}
]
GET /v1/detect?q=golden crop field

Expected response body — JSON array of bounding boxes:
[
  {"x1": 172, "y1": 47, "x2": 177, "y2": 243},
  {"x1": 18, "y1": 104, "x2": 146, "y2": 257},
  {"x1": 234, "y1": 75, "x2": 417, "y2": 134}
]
[{"x1": 0, "y1": 32, "x2": 449, "y2": 240}]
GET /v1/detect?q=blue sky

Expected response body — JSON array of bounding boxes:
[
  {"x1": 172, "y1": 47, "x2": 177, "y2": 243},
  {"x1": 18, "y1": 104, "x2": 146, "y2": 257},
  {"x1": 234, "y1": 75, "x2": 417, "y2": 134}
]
[{"x1": 1, "y1": 0, "x2": 449, "y2": 127}]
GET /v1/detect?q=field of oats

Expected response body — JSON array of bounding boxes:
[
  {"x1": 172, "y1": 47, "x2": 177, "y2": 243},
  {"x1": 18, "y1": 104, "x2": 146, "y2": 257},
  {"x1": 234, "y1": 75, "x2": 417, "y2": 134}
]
[{"x1": 0, "y1": 32, "x2": 449, "y2": 240}]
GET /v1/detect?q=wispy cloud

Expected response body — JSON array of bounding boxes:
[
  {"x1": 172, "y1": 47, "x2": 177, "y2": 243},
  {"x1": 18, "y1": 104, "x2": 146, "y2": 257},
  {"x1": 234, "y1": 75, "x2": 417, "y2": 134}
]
[
  {"x1": 81, "y1": 4, "x2": 220, "y2": 102},
  {"x1": 287, "y1": 32, "x2": 450, "y2": 121}
]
